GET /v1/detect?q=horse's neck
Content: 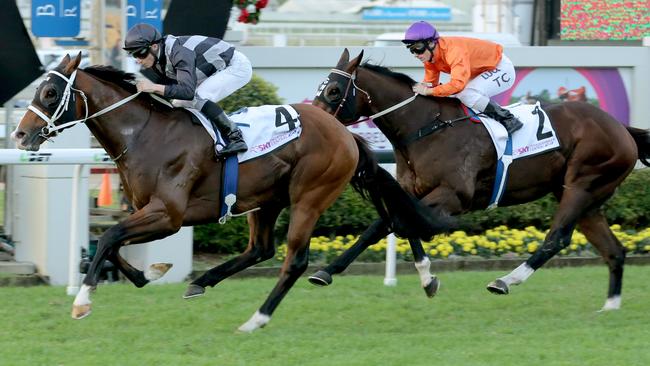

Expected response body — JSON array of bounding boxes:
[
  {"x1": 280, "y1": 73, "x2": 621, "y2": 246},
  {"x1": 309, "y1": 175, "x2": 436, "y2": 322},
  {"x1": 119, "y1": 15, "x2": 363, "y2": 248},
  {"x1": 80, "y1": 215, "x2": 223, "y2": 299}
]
[
  {"x1": 77, "y1": 72, "x2": 149, "y2": 160},
  {"x1": 365, "y1": 83, "x2": 464, "y2": 146}
]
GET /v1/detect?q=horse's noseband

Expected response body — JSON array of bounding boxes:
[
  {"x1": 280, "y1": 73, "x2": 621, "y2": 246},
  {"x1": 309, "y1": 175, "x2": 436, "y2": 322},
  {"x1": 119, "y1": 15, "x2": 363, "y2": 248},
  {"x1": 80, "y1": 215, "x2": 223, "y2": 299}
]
[
  {"x1": 28, "y1": 70, "x2": 86, "y2": 138},
  {"x1": 327, "y1": 69, "x2": 372, "y2": 120}
]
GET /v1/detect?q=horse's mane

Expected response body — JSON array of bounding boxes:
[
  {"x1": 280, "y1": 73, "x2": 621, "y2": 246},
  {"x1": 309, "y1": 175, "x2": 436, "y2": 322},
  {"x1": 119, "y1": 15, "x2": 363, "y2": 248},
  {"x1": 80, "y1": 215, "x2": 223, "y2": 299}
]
[
  {"x1": 81, "y1": 65, "x2": 173, "y2": 111},
  {"x1": 82, "y1": 66, "x2": 138, "y2": 93},
  {"x1": 361, "y1": 62, "x2": 416, "y2": 86}
]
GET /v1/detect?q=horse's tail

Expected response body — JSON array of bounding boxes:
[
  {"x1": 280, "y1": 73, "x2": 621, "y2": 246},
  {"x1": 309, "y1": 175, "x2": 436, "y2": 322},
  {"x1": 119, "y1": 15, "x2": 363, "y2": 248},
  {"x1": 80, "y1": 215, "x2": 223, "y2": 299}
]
[
  {"x1": 626, "y1": 126, "x2": 650, "y2": 167},
  {"x1": 350, "y1": 134, "x2": 454, "y2": 240}
]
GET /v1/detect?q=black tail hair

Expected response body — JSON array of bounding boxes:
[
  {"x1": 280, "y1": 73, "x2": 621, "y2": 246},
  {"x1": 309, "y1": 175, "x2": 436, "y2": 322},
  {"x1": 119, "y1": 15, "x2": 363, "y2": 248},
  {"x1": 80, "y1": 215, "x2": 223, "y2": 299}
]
[
  {"x1": 626, "y1": 126, "x2": 650, "y2": 167},
  {"x1": 349, "y1": 134, "x2": 454, "y2": 239}
]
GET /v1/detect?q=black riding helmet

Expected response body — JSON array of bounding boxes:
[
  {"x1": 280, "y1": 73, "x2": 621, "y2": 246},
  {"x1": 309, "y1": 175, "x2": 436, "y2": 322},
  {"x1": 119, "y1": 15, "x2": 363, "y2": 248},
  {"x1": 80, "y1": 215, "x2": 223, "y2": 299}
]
[{"x1": 123, "y1": 23, "x2": 163, "y2": 57}]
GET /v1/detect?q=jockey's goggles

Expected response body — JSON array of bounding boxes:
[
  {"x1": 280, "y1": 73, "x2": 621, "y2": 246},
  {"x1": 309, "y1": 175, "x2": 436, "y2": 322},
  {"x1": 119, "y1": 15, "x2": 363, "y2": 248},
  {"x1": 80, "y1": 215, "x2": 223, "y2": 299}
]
[
  {"x1": 128, "y1": 47, "x2": 150, "y2": 59},
  {"x1": 407, "y1": 42, "x2": 428, "y2": 55}
]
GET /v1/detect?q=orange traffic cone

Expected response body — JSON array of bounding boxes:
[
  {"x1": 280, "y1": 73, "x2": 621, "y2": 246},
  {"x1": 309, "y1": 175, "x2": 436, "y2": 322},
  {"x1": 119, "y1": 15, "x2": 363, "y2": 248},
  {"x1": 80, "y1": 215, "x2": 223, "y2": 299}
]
[{"x1": 97, "y1": 173, "x2": 113, "y2": 207}]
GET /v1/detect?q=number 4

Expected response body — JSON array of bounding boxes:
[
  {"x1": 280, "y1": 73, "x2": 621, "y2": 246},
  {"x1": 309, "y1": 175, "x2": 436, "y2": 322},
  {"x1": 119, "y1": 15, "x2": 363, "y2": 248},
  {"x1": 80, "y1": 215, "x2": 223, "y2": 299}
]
[{"x1": 275, "y1": 107, "x2": 298, "y2": 131}]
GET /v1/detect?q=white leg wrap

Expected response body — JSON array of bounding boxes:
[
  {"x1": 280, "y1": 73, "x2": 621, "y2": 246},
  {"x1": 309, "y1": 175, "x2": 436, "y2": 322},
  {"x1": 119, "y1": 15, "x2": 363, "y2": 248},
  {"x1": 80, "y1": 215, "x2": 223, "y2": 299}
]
[
  {"x1": 501, "y1": 262, "x2": 535, "y2": 286},
  {"x1": 414, "y1": 257, "x2": 433, "y2": 287},
  {"x1": 600, "y1": 296, "x2": 622, "y2": 311},
  {"x1": 238, "y1": 311, "x2": 271, "y2": 333},
  {"x1": 73, "y1": 284, "x2": 93, "y2": 306}
]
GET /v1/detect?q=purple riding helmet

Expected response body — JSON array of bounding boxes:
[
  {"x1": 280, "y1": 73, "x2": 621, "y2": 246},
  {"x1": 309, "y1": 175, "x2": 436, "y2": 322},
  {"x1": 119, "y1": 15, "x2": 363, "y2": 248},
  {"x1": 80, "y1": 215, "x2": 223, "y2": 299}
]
[{"x1": 402, "y1": 21, "x2": 440, "y2": 44}]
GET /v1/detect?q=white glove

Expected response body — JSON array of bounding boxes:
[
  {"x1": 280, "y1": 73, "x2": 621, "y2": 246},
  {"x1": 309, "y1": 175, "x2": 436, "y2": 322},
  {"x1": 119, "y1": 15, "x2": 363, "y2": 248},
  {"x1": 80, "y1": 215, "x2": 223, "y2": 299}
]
[{"x1": 412, "y1": 83, "x2": 432, "y2": 96}]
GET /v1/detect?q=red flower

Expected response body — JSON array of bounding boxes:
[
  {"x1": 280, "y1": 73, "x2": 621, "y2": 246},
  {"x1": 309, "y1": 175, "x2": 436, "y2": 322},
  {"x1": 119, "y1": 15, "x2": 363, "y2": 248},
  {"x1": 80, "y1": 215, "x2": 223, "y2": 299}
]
[
  {"x1": 256, "y1": 0, "x2": 268, "y2": 9},
  {"x1": 236, "y1": 0, "x2": 265, "y2": 24},
  {"x1": 238, "y1": 9, "x2": 250, "y2": 23}
]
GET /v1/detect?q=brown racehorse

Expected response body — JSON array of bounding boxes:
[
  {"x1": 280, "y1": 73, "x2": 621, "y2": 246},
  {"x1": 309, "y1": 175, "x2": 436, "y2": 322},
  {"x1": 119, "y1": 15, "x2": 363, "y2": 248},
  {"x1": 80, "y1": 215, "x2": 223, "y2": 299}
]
[
  {"x1": 11, "y1": 53, "x2": 447, "y2": 331},
  {"x1": 310, "y1": 49, "x2": 650, "y2": 311}
]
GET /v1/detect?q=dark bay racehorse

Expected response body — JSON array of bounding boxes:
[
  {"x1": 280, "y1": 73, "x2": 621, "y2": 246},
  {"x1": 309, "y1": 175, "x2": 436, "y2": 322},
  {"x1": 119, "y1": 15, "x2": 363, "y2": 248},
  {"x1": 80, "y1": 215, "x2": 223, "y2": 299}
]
[
  {"x1": 311, "y1": 49, "x2": 650, "y2": 310},
  {"x1": 12, "y1": 53, "x2": 445, "y2": 331}
]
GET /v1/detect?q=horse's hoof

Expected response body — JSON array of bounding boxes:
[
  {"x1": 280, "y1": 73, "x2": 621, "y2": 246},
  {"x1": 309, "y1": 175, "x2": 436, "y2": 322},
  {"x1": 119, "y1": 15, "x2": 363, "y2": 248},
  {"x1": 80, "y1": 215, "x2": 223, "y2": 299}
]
[
  {"x1": 308, "y1": 270, "x2": 332, "y2": 286},
  {"x1": 145, "y1": 263, "x2": 173, "y2": 281},
  {"x1": 598, "y1": 296, "x2": 622, "y2": 312},
  {"x1": 486, "y1": 279, "x2": 509, "y2": 295},
  {"x1": 423, "y1": 276, "x2": 440, "y2": 298},
  {"x1": 71, "y1": 304, "x2": 92, "y2": 320},
  {"x1": 237, "y1": 311, "x2": 271, "y2": 333},
  {"x1": 183, "y1": 284, "x2": 205, "y2": 299}
]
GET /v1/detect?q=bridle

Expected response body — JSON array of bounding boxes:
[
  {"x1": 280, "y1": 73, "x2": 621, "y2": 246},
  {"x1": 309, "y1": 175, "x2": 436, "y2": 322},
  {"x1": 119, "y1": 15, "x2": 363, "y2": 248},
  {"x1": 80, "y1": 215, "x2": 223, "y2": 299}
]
[
  {"x1": 325, "y1": 67, "x2": 472, "y2": 147},
  {"x1": 28, "y1": 69, "x2": 142, "y2": 139},
  {"x1": 326, "y1": 68, "x2": 417, "y2": 124}
]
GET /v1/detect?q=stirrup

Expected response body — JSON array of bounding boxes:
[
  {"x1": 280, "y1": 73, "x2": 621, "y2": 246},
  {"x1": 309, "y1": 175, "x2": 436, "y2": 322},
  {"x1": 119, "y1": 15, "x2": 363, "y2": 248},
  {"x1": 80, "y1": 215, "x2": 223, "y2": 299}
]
[{"x1": 216, "y1": 141, "x2": 248, "y2": 157}]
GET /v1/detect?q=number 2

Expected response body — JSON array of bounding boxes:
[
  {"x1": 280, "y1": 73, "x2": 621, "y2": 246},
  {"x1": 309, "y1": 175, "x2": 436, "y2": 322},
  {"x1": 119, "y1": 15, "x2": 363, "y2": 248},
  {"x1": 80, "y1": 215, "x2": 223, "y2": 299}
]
[{"x1": 533, "y1": 105, "x2": 552, "y2": 140}]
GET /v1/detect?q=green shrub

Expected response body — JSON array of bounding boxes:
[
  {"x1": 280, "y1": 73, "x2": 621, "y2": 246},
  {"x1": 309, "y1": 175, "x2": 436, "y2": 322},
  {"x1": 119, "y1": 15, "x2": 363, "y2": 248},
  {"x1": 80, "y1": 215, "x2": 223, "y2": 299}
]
[
  {"x1": 220, "y1": 73, "x2": 283, "y2": 113},
  {"x1": 196, "y1": 167, "x2": 650, "y2": 254}
]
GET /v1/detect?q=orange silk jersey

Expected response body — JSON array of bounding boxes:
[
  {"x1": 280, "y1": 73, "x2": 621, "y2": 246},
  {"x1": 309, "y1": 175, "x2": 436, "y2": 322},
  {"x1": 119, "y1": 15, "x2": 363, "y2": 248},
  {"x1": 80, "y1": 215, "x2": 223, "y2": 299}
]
[{"x1": 423, "y1": 37, "x2": 504, "y2": 97}]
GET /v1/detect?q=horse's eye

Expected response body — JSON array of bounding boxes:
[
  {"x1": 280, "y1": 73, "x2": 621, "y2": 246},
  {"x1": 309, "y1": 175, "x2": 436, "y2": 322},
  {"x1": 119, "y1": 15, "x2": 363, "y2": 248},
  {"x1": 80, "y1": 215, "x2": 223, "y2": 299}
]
[{"x1": 46, "y1": 90, "x2": 56, "y2": 98}]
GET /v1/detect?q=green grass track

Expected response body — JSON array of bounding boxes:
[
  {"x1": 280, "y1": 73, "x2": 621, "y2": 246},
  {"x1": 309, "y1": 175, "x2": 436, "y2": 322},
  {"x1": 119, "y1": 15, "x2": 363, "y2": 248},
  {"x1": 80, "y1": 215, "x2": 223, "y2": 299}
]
[{"x1": 1, "y1": 266, "x2": 649, "y2": 365}]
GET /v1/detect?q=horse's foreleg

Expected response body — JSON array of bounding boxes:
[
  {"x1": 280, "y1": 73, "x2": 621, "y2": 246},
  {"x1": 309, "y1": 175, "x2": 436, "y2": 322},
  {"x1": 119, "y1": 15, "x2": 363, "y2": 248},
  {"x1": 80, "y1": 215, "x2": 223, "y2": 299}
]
[
  {"x1": 578, "y1": 210, "x2": 625, "y2": 311},
  {"x1": 185, "y1": 207, "x2": 281, "y2": 298},
  {"x1": 409, "y1": 238, "x2": 439, "y2": 297},
  {"x1": 308, "y1": 218, "x2": 390, "y2": 286},
  {"x1": 107, "y1": 250, "x2": 172, "y2": 287},
  {"x1": 72, "y1": 199, "x2": 182, "y2": 319}
]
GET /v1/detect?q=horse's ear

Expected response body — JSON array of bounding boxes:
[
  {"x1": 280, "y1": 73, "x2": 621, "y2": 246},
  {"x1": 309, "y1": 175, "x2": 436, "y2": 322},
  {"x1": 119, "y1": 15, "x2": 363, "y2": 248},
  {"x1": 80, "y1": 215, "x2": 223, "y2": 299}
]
[
  {"x1": 349, "y1": 49, "x2": 364, "y2": 71},
  {"x1": 336, "y1": 48, "x2": 350, "y2": 69},
  {"x1": 56, "y1": 54, "x2": 72, "y2": 70},
  {"x1": 63, "y1": 52, "x2": 83, "y2": 74}
]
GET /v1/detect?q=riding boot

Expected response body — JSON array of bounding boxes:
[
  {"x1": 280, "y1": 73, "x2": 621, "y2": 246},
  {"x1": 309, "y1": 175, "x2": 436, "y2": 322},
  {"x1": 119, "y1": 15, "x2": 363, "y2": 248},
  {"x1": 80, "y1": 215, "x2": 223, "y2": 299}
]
[
  {"x1": 200, "y1": 101, "x2": 248, "y2": 157},
  {"x1": 483, "y1": 101, "x2": 523, "y2": 134}
]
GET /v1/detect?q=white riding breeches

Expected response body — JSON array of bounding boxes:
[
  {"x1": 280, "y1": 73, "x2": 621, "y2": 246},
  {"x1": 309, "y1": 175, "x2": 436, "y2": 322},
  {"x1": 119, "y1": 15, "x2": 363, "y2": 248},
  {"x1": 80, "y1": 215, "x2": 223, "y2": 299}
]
[
  {"x1": 453, "y1": 54, "x2": 516, "y2": 112},
  {"x1": 172, "y1": 50, "x2": 253, "y2": 110}
]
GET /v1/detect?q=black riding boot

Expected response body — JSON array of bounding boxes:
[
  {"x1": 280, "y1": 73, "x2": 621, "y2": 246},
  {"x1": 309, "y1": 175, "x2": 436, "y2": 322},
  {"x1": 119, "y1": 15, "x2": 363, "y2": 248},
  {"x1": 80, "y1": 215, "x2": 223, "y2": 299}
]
[
  {"x1": 201, "y1": 101, "x2": 248, "y2": 157},
  {"x1": 483, "y1": 101, "x2": 523, "y2": 134}
]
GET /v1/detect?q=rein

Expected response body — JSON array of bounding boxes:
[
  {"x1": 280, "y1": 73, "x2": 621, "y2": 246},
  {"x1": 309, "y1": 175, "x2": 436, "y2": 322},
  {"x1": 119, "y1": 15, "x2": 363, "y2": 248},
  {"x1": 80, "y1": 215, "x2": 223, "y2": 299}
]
[
  {"x1": 27, "y1": 70, "x2": 145, "y2": 138},
  {"x1": 329, "y1": 68, "x2": 471, "y2": 146},
  {"x1": 329, "y1": 68, "x2": 419, "y2": 123}
]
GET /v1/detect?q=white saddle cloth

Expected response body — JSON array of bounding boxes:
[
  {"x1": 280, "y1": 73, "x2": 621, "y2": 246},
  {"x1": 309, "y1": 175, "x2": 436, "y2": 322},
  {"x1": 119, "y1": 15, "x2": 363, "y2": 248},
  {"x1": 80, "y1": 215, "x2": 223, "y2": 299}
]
[
  {"x1": 186, "y1": 104, "x2": 303, "y2": 163},
  {"x1": 476, "y1": 101, "x2": 560, "y2": 161}
]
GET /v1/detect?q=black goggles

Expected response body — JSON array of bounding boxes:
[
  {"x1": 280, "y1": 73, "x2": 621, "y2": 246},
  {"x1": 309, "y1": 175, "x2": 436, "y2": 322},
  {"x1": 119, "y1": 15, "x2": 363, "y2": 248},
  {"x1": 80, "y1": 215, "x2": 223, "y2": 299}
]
[
  {"x1": 407, "y1": 42, "x2": 428, "y2": 55},
  {"x1": 128, "y1": 47, "x2": 150, "y2": 59}
]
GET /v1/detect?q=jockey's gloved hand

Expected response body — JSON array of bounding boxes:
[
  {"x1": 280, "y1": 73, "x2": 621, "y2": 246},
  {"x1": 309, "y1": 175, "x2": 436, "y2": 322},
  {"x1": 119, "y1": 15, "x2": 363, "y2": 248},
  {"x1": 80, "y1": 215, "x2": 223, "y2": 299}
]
[{"x1": 413, "y1": 83, "x2": 432, "y2": 96}]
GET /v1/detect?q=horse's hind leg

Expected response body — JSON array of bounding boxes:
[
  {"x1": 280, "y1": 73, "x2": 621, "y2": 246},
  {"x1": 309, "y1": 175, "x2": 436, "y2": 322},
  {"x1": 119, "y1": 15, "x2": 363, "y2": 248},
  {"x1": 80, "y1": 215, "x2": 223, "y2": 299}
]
[
  {"x1": 184, "y1": 206, "x2": 281, "y2": 298},
  {"x1": 238, "y1": 204, "x2": 320, "y2": 332},
  {"x1": 107, "y1": 250, "x2": 172, "y2": 287},
  {"x1": 487, "y1": 187, "x2": 593, "y2": 295},
  {"x1": 578, "y1": 209, "x2": 626, "y2": 311}
]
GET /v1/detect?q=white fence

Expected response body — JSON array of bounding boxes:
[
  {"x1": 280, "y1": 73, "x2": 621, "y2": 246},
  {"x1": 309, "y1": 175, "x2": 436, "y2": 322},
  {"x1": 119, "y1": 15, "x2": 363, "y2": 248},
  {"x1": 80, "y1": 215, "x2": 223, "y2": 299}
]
[{"x1": 0, "y1": 147, "x2": 192, "y2": 294}]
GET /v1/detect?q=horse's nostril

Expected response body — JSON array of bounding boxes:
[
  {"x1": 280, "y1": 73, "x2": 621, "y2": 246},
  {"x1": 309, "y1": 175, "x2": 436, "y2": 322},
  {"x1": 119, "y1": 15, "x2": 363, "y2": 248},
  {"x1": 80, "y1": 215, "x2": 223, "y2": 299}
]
[{"x1": 14, "y1": 131, "x2": 25, "y2": 140}]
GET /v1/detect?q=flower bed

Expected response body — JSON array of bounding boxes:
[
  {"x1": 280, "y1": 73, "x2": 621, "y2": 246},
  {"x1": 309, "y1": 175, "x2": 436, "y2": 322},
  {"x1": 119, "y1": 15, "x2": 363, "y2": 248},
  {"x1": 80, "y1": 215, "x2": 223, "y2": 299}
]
[{"x1": 275, "y1": 225, "x2": 650, "y2": 263}]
